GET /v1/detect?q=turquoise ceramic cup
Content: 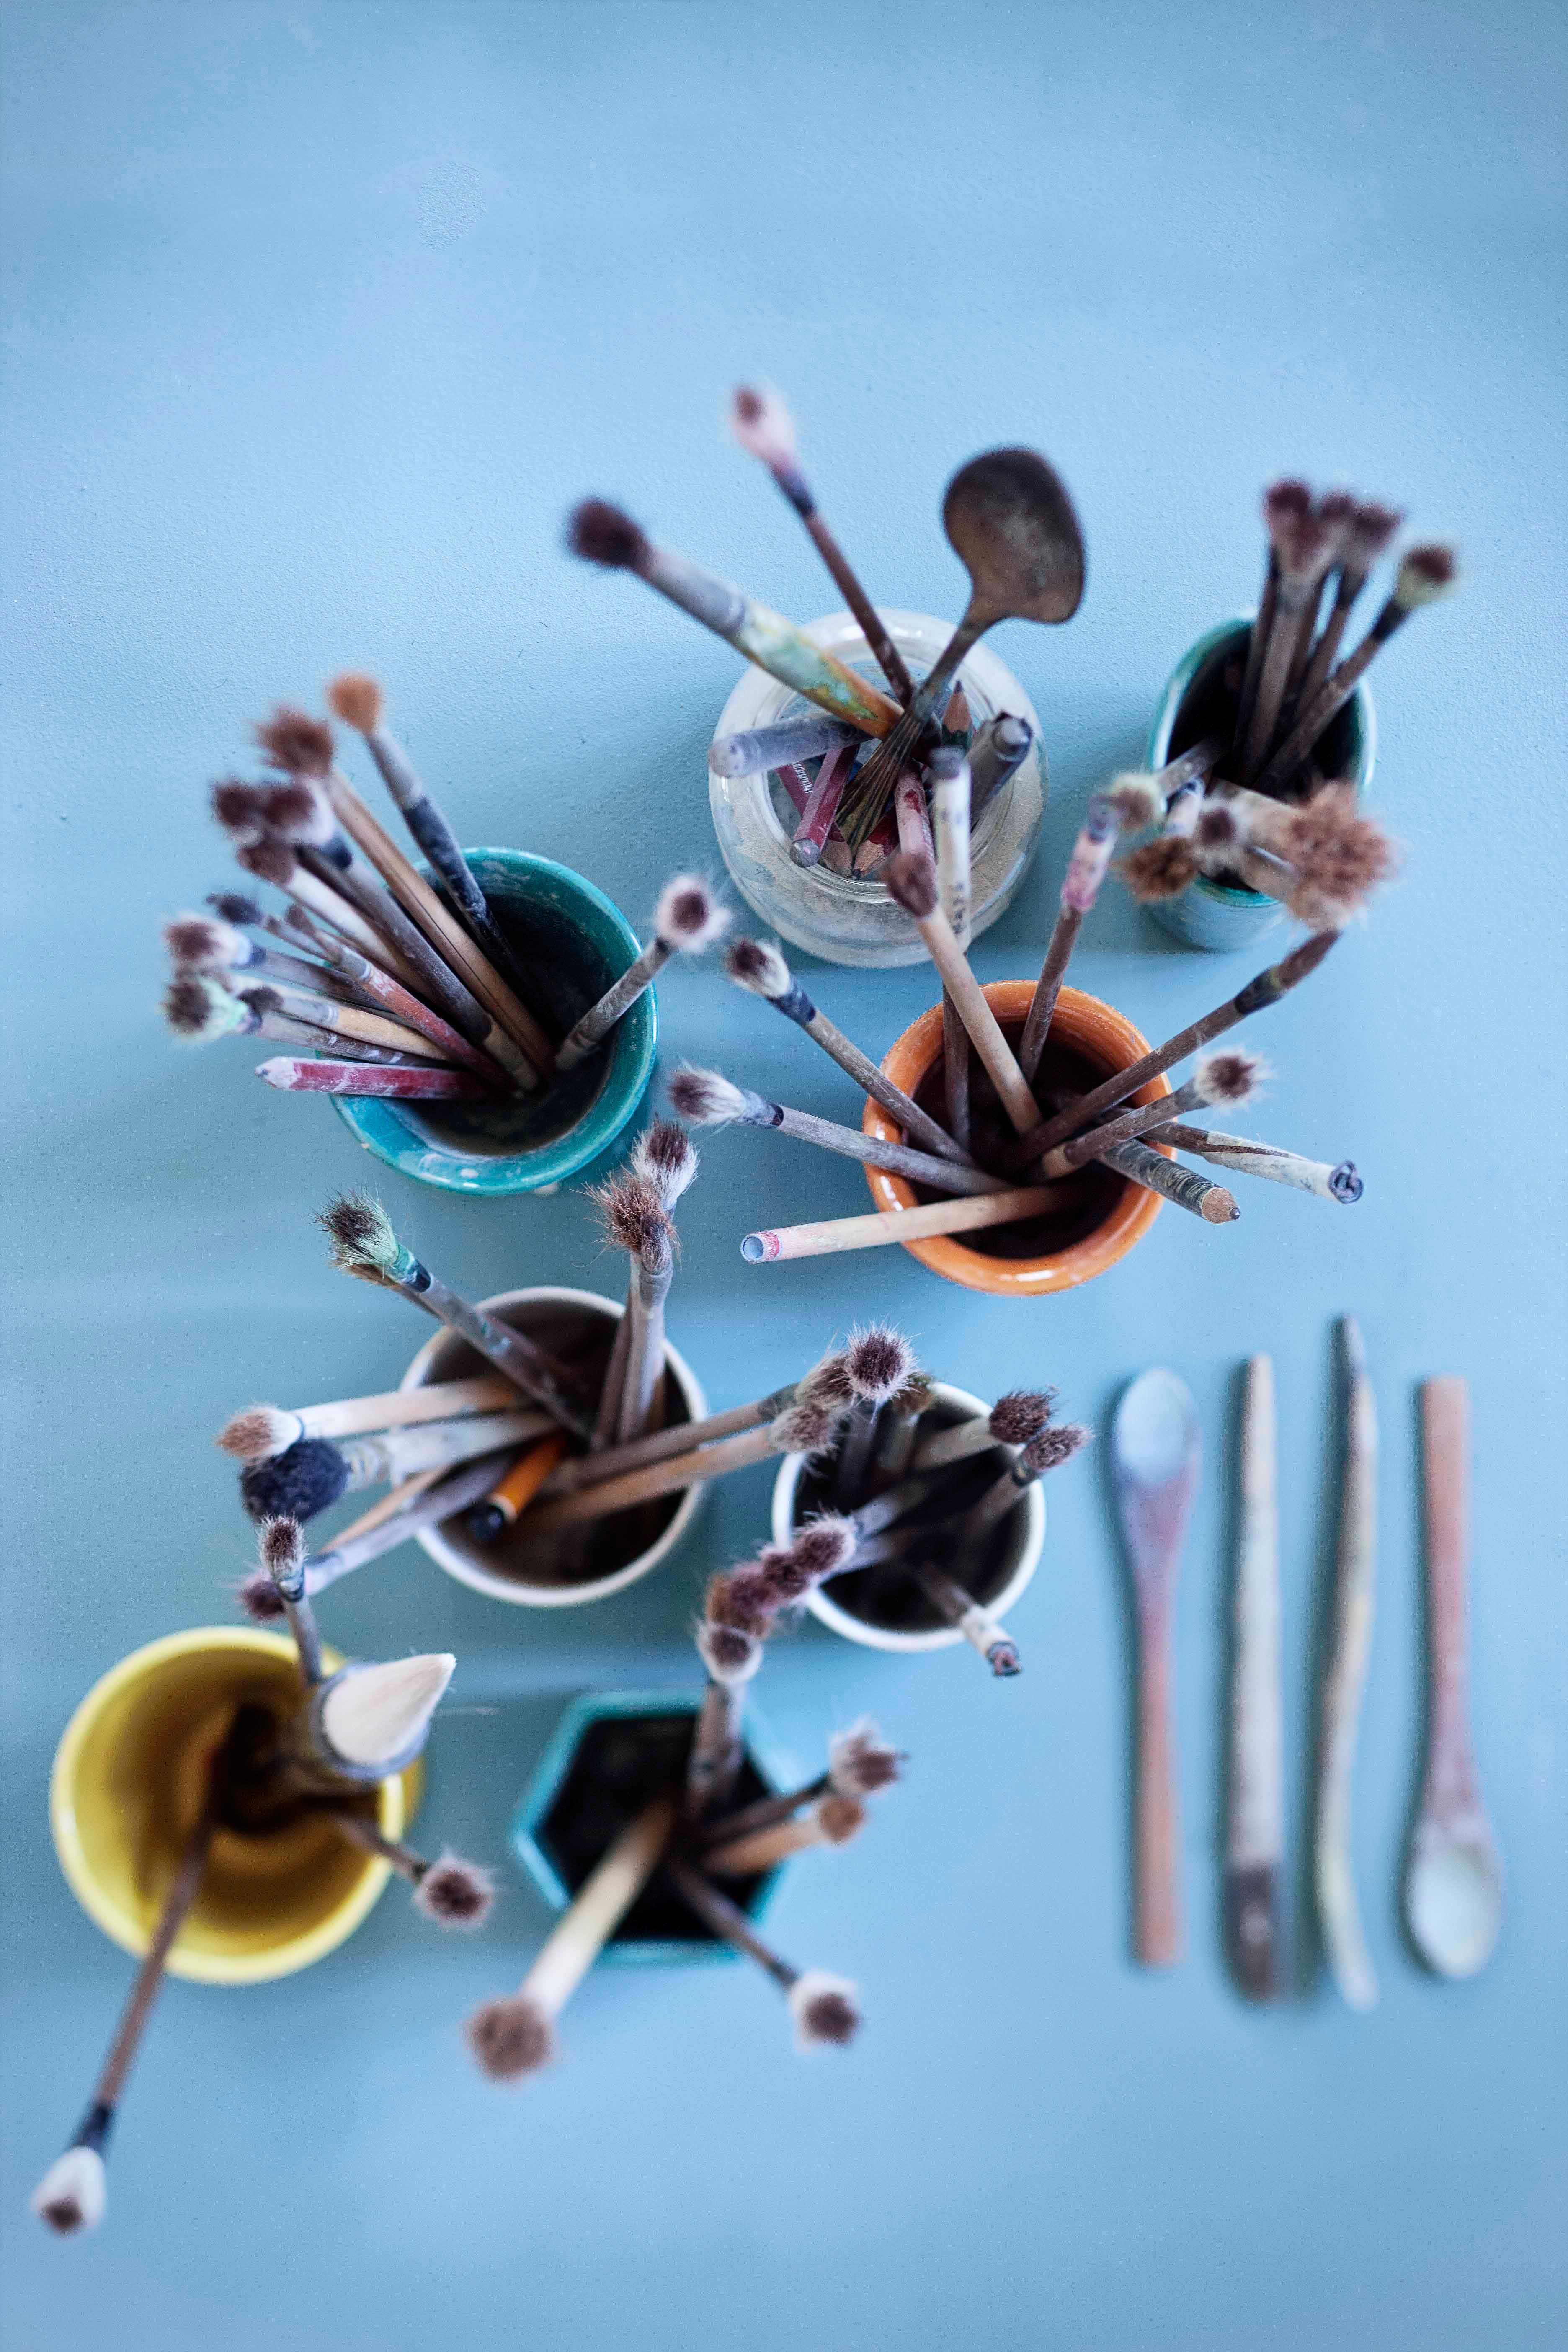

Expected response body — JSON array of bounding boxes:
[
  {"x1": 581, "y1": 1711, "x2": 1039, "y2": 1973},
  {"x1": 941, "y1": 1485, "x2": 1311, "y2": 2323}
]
[
  {"x1": 1143, "y1": 618, "x2": 1377, "y2": 953},
  {"x1": 330, "y1": 849, "x2": 656, "y2": 1195},
  {"x1": 510, "y1": 1691, "x2": 793, "y2": 1966}
]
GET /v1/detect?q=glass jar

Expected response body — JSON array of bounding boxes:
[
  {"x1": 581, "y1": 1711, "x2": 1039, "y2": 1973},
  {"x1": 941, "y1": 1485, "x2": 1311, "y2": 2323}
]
[{"x1": 707, "y1": 608, "x2": 1046, "y2": 969}]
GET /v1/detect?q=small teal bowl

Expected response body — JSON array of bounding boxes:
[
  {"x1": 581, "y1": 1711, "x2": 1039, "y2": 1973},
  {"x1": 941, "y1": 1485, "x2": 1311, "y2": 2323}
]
[
  {"x1": 1143, "y1": 617, "x2": 1377, "y2": 953},
  {"x1": 510, "y1": 1690, "x2": 794, "y2": 1967},
  {"x1": 330, "y1": 849, "x2": 655, "y2": 1195}
]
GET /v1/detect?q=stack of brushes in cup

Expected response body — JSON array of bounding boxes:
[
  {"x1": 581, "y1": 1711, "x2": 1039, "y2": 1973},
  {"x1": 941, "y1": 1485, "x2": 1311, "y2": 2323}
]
[
  {"x1": 31, "y1": 1540, "x2": 492, "y2": 2240},
  {"x1": 570, "y1": 385, "x2": 1072, "y2": 878},
  {"x1": 665, "y1": 745, "x2": 1385, "y2": 1262},
  {"x1": 157, "y1": 683, "x2": 727, "y2": 1109},
  {"x1": 1118, "y1": 480, "x2": 1457, "y2": 920}
]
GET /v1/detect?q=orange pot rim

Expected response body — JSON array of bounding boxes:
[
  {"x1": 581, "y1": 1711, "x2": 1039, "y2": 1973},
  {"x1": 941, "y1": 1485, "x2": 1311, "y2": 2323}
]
[{"x1": 863, "y1": 980, "x2": 1171, "y2": 1297}]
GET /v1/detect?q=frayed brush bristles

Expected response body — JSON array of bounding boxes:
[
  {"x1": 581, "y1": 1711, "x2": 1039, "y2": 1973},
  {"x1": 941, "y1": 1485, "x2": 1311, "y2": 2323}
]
[
  {"x1": 260, "y1": 777, "x2": 335, "y2": 847},
  {"x1": 800, "y1": 1351, "x2": 854, "y2": 1411},
  {"x1": 242, "y1": 1441, "x2": 349, "y2": 1524},
  {"x1": 328, "y1": 673, "x2": 384, "y2": 733},
  {"x1": 667, "y1": 1063, "x2": 746, "y2": 1125},
  {"x1": 730, "y1": 384, "x2": 798, "y2": 471},
  {"x1": 1119, "y1": 837, "x2": 1199, "y2": 901},
  {"x1": 210, "y1": 891, "x2": 263, "y2": 926},
  {"x1": 991, "y1": 1388, "x2": 1056, "y2": 1445},
  {"x1": 319, "y1": 1191, "x2": 403, "y2": 1282},
  {"x1": 1280, "y1": 510, "x2": 1331, "y2": 582},
  {"x1": 889, "y1": 1372, "x2": 932, "y2": 1418},
  {"x1": 320, "y1": 1654, "x2": 454, "y2": 1770},
  {"x1": 238, "y1": 985, "x2": 283, "y2": 1016},
  {"x1": 31, "y1": 2147, "x2": 106, "y2": 2235},
  {"x1": 163, "y1": 913, "x2": 233, "y2": 969},
  {"x1": 771, "y1": 1398, "x2": 836, "y2": 1455},
  {"x1": 413, "y1": 1852, "x2": 495, "y2": 1929},
  {"x1": 1279, "y1": 785, "x2": 1396, "y2": 915},
  {"x1": 883, "y1": 848, "x2": 938, "y2": 920},
  {"x1": 211, "y1": 777, "x2": 268, "y2": 841},
  {"x1": 816, "y1": 1794, "x2": 865, "y2": 1845},
  {"x1": 1104, "y1": 774, "x2": 1164, "y2": 835},
  {"x1": 787, "y1": 1970, "x2": 860, "y2": 2051},
  {"x1": 696, "y1": 1619, "x2": 763, "y2": 1682},
  {"x1": 1195, "y1": 1047, "x2": 1266, "y2": 1107},
  {"x1": 632, "y1": 1117, "x2": 699, "y2": 1204},
  {"x1": 788, "y1": 1516, "x2": 857, "y2": 1581},
  {"x1": 828, "y1": 1720, "x2": 902, "y2": 1798},
  {"x1": 1349, "y1": 502, "x2": 1403, "y2": 567},
  {"x1": 255, "y1": 706, "x2": 333, "y2": 777},
  {"x1": 591, "y1": 1173, "x2": 672, "y2": 1267},
  {"x1": 654, "y1": 874, "x2": 728, "y2": 954},
  {"x1": 467, "y1": 1993, "x2": 556, "y2": 2081},
  {"x1": 1193, "y1": 803, "x2": 1243, "y2": 875},
  {"x1": 163, "y1": 972, "x2": 241, "y2": 1041},
  {"x1": 1023, "y1": 1421, "x2": 1093, "y2": 1473},
  {"x1": 237, "y1": 836, "x2": 296, "y2": 888},
  {"x1": 235, "y1": 1566, "x2": 286, "y2": 1623},
  {"x1": 1315, "y1": 490, "x2": 1357, "y2": 553},
  {"x1": 723, "y1": 935, "x2": 792, "y2": 999},
  {"x1": 1397, "y1": 545, "x2": 1457, "y2": 605},
  {"x1": 1263, "y1": 480, "x2": 1313, "y2": 550},
  {"x1": 707, "y1": 1562, "x2": 775, "y2": 1633},
  {"x1": 259, "y1": 1514, "x2": 305, "y2": 1585},
  {"x1": 217, "y1": 1404, "x2": 298, "y2": 1460},
  {"x1": 567, "y1": 498, "x2": 649, "y2": 570},
  {"x1": 845, "y1": 1324, "x2": 915, "y2": 1407}
]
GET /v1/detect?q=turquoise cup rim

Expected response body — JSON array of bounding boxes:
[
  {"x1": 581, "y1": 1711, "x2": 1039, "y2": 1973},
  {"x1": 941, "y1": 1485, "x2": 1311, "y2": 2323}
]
[
  {"x1": 509, "y1": 1689, "x2": 794, "y2": 1967},
  {"x1": 329, "y1": 848, "x2": 655, "y2": 1197},
  {"x1": 1145, "y1": 615, "x2": 1377, "y2": 908}
]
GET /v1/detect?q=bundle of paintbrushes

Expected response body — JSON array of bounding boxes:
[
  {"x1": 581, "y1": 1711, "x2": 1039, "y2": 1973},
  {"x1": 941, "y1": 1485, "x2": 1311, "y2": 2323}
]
[
  {"x1": 466, "y1": 1538, "x2": 905, "y2": 2079},
  {"x1": 33, "y1": 1542, "x2": 491, "y2": 2239},
  {"x1": 158, "y1": 684, "x2": 727, "y2": 1117},
  {"x1": 570, "y1": 387, "x2": 1077, "y2": 876},
  {"x1": 1118, "y1": 481, "x2": 1455, "y2": 914},
  {"x1": 667, "y1": 794, "x2": 1372, "y2": 1262}
]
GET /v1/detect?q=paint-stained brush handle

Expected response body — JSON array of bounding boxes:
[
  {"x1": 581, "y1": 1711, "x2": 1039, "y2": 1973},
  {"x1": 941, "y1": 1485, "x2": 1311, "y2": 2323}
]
[
  {"x1": 1421, "y1": 1377, "x2": 1472, "y2": 1767},
  {"x1": 1136, "y1": 1628, "x2": 1182, "y2": 1967}
]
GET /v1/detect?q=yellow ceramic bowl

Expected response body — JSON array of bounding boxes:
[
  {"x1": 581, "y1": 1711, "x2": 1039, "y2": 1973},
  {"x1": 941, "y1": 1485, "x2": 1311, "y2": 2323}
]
[{"x1": 49, "y1": 1627, "x2": 421, "y2": 1986}]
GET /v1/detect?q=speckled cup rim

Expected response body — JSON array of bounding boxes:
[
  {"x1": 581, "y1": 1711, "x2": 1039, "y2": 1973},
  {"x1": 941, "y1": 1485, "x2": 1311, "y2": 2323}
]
[
  {"x1": 330, "y1": 848, "x2": 656, "y2": 1197},
  {"x1": 771, "y1": 1379, "x2": 1045, "y2": 1652},
  {"x1": 400, "y1": 1287, "x2": 709, "y2": 1607}
]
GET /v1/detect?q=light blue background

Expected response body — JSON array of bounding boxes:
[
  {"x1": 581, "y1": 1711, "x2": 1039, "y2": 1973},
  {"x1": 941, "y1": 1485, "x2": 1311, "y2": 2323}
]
[{"x1": 3, "y1": 4, "x2": 1565, "y2": 2346}]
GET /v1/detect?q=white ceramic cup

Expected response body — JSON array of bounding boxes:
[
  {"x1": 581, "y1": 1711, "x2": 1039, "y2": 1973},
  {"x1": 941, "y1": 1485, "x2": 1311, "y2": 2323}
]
[
  {"x1": 770, "y1": 1379, "x2": 1044, "y2": 1653},
  {"x1": 401, "y1": 1287, "x2": 708, "y2": 1607}
]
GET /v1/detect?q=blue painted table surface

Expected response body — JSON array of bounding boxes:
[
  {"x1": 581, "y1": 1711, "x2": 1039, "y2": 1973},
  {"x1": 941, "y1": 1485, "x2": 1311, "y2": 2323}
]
[{"x1": 3, "y1": 5, "x2": 1564, "y2": 2347}]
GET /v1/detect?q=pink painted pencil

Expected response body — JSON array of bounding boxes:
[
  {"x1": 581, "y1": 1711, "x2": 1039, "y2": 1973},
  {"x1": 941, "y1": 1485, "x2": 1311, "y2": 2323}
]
[
  {"x1": 257, "y1": 1057, "x2": 487, "y2": 1099},
  {"x1": 791, "y1": 744, "x2": 856, "y2": 869}
]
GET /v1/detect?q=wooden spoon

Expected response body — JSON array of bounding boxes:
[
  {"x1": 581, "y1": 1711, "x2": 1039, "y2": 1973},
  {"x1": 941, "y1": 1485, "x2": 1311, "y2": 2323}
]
[
  {"x1": 1404, "y1": 1377, "x2": 1502, "y2": 1978},
  {"x1": 1112, "y1": 1367, "x2": 1200, "y2": 1968},
  {"x1": 842, "y1": 449, "x2": 1084, "y2": 841}
]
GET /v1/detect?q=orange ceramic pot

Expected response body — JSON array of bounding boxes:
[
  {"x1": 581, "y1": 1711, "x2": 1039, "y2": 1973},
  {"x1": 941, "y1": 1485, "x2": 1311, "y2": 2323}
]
[{"x1": 863, "y1": 982, "x2": 1172, "y2": 1297}]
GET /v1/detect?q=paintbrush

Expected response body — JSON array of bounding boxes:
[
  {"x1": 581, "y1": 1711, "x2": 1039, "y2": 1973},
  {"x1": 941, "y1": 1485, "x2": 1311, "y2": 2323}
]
[
  {"x1": 883, "y1": 849, "x2": 1041, "y2": 1136},
  {"x1": 1233, "y1": 482, "x2": 1313, "y2": 763},
  {"x1": 326, "y1": 673, "x2": 530, "y2": 996},
  {"x1": 830, "y1": 1326, "x2": 918, "y2": 1511},
  {"x1": 1016, "y1": 774, "x2": 1165, "y2": 1082},
  {"x1": 662, "y1": 1858, "x2": 861, "y2": 2050},
  {"x1": 467, "y1": 1431, "x2": 571, "y2": 1543},
  {"x1": 1239, "y1": 494, "x2": 1333, "y2": 777},
  {"x1": 556, "y1": 876, "x2": 728, "y2": 1071},
  {"x1": 238, "y1": 1408, "x2": 553, "y2": 1523},
  {"x1": 567, "y1": 499, "x2": 901, "y2": 737},
  {"x1": 544, "y1": 1347, "x2": 852, "y2": 1494},
  {"x1": 296, "y1": 1648, "x2": 456, "y2": 1786},
  {"x1": 968, "y1": 712, "x2": 1034, "y2": 823},
  {"x1": 1277, "y1": 492, "x2": 1357, "y2": 717},
  {"x1": 163, "y1": 973, "x2": 437, "y2": 1069},
  {"x1": 722, "y1": 936, "x2": 971, "y2": 1165},
  {"x1": 1315, "y1": 1318, "x2": 1378, "y2": 2009},
  {"x1": 254, "y1": 709, "x2": 554, "y2": 1075},
  {"x1": 910, "y1": 1389, "x2": 1056, "y2": 1473},
  {"x1": 742, "y1": 1183, "x2": 1063, "y2": 1262},
  {"x1": 323, "y1": 1811, "x2": 495, "y2": 1929},
  {"x1": 467, "y1": 1792, "x2": 678, "y2": 2080},
  {"x1": 1194, "y1": 791, "x2": 1396, "y2": 929},
  {"x1": 1145, "y1": 1121, "x2": 1362, "y2": 1203},
  {"x1": 217, "y1": 1373, "x2": 517, "y2": 1461},
  {"x1": 320, "y1": 1193, "x2": 594, "y2": 1439},
  {"x1": 30, "y1": 1727, "x2": 230, "y2": 2236},
  {"x1": 1289, "y1": 502, "x2": 1403, "y2": 727},
  {"x1": 864, "y1": 1370, "x2": 934, "y2": 1493},
  {"x1": 928, "y1": 1419, "x2": 1093, "y2": 1550},
  {"x1": 704, "y1": 1793, "x2": 866, "y2": 1876},
  {"x1": 257, "y1": 1059, "x2": 488, "y2": 1099},
  {"x1": 709, "y1": 712, "x2": 861, "y2": 777},
  {"x1": 686, "y1": 1720, "x2": 902, "y2": 1853},
  {"x1": 731, "y1": 385, "x2": 915, "y2": 702},
  {"x1": 667, "y1": 1063, "x2": 1007, "y2": 1197},
  {"x1": 587, "y1": 1122, "x2": 699, "y2": 1447},
  {"x1": 591, "y1": 1173, "x2": 676, "y2": 1444},
  {"x1": 516, "y1": 1396, "x2": 846, "y2": 1535},
  {"x1": 928, "y1": 748, "x2": 975, "y2": 1152},
  {"x1": 1035, "y1": 1047, "x2": 1267, "y2": 1179},
  {"x1": 911, "y1": 1562, "x2": 1022, "y2": 1674},
  {"x1": 1095, "y1": 1136, "x2": 1241, "y2": 1222},
  {"x1": 255, "y1": 1514, "x2": 328, "y2": 1687},
  {"x1": 789, "y1": 742, "x2": 857, "y2": 869},
  {"x1": 236, "y1": 979, "x2": 464, "y2": 1065},
  {"x1": 1225, "y1": 1355, "x2": 1282, "y2": 1999},
  {"x1": 1253, "y1": 547, "x2": 1459, "y2": 798},
  {"x1": 164, "y1": 912, "x2": 350, "y2": 998},
  {"x1": 233, "y1": 1449, "x2": 518, "y2": 1620},
  {"x1": 1002, "y1": 930, "x2": 1340, "y2": 1165},
  {"x1": 1116, "y1": 766, "x2": 1210, "y2": 904}
]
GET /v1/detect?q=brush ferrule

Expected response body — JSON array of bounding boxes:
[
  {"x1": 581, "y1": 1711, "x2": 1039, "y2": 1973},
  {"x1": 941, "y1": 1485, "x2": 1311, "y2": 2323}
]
[
  {"x1": 72, "y1": 2100, "x2": 115, "y2": 2156},
  {"x1": 642, "y1": 547, "x2": 747, "y2": 635},
  {"x1": 776, "y1": 979, "x2": 816, "y2": 1026},
  {"x1": 304, "y1": 1671, "x2": 425, "y2": 1785},
  {"x1": 771, "y1": 460, "x2": 814, "y2": 516},
  {"x1": 1060, "y1": 808, "x2": 1117, "y2": 913},
  {"x1": 743, "y1": 1091, "x2": 783, "y2": 1128},
  {"x1": 336, "y1": 1435, "x2": 389, "y2": 1489},
  {"x1": 399, "y1": 1252, "x2": 430, "y2": 1291}
]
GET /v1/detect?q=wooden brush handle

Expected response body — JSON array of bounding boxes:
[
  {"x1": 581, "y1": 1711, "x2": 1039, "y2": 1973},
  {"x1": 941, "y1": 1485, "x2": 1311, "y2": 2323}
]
[
  {"x1": 1135, "y1": 1621, "x2": 1182, "y2": 1966},
  {"x1": 1421, "y1": 1376, "x2": 1473, "y2": 1784}
]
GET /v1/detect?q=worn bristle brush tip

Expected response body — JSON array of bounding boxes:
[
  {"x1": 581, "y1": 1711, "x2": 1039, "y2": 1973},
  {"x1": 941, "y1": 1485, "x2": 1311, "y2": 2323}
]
[
  {"x1": 593, "y1": 1173, "x2": 671, "y2": 1261},
  {"x1": 789, "y1": 1516, "x2": 858, "y2": 1580},
  {"x1": 992, "y1": 1389, "x2": 1057, "y2": 1444},
  {"x1": 319, "y1": 1192, "x2": 403, "y2": 1283},
  {"x1": 1120, "y1": 838, "x2": 1198, "y2": 902},
  {"x1": 697, "y1": 1620, "x2": 763, "y2": 1680},
  {"x1": 259, "y1": 1513, "x2": 305, "y2": 1588},
  {"x1": 467, "y1": 1994, "x2": 557, "y2": 2080},
  {"x1": 771, "y1": 1398, "x2": 837, "y2": 1455},
  {"x1": 259, "y1": 776, "x2": 335, "y2": 846},
  {"x1": 163, "y1": 913, "x2": 240, "y2": 971},
  {"x1": 1024, "y1": 1421, "x2": 1093, "y2": 1471},
  {"x1": 788, "y1": 1971, "x2": 861, "y2": 2050},
  {"x1": 209, "y1": 892, "x2": 263, "y2": 927},
  {"x1": 845, "y1": 1325, "x2": 916, "y2": 1406},
  {"x1": 216, "y1": 1405, "x2": 299, "y2": 1462},
  {"x1": 210, "y1": 778, "x2": 267, "y2": 840},
  {"x1": 1281, "y1": 787, "x2": 1396, "y2": 910},
  {"x1": 632, "y1": 1117, "x2": 699, "y2": 1201},
  {"x1": 723, "y1": 936, "x2": 792, "y2": 998},
  {"x1": 566, "y1": 499, "x2": 650, "y2": 570},
  {"x1": 1194, "y1": 1048, "x2": 1267, "y2": 1106},
  {"x1": 1104, "y1": 775, "x2": 1166, "y2": 833},
  {"x1": 829, "y1": 1720, "x2": 903, "y2": 1796},
  {"x1": 235, "y1": 1566, "x2": 286, "y2": 1623},
  {"x1": 254, "y1": 707, "x2": 333, "y2": 777},
  {"x1": 730, "y1": 385, "x2": 797, "y2": 470},
  {"x1": 414, "y1": 1852, "x2": 495, "y2": 1930},
  {"x1": 882, "y1": 850, "x2": 939, "y2": 918},
  {"x1": 327, "y1": 673, "x2": 384, "y2": 732},
  {"x1": 708, "y1": 1560, "x2": 776, "y2": 1631},
  {"x1": 655, "y1": 874, "x2": 729, "y2": 954},
  {"x1": 163, "y1": 972, "x2": 241, "y2": 1042},
  {"x1": 240, "y1": 1439, "x2": 350, "y2": 1523},
  {"x1": 667, "y1": 1065, "x2": 746, "y2": 1125},
  {"x1": 31, "y1": 2147, "x2": 107, "y2": 2236}
]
